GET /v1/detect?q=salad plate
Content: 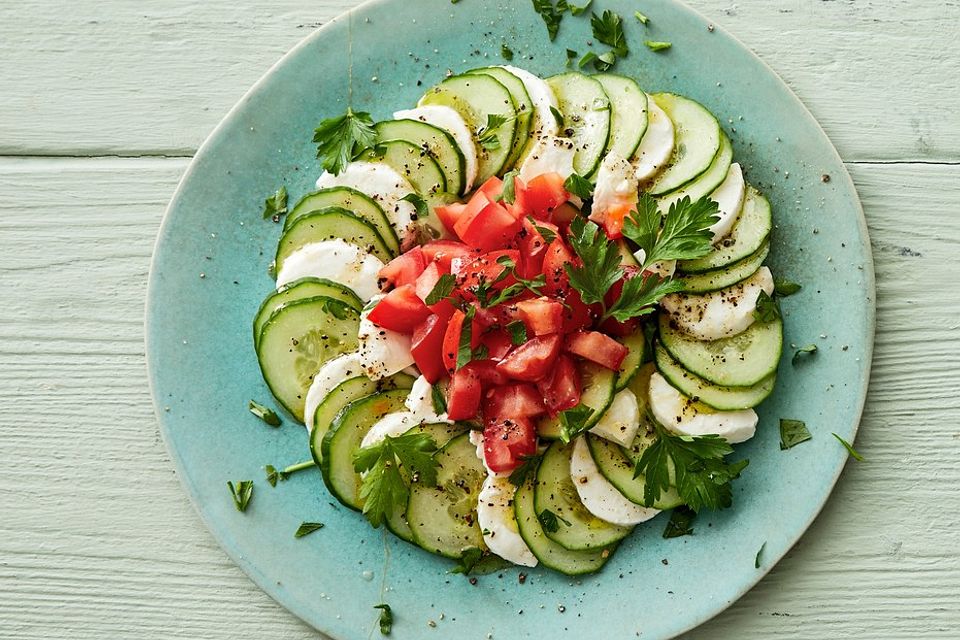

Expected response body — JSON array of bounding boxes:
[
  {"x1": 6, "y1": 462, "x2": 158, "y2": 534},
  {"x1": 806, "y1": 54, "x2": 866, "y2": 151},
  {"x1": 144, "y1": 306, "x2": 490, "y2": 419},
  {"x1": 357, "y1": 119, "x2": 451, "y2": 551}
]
[{"x1": 146, "y1": 0, "x2": 875, "y2": 638}]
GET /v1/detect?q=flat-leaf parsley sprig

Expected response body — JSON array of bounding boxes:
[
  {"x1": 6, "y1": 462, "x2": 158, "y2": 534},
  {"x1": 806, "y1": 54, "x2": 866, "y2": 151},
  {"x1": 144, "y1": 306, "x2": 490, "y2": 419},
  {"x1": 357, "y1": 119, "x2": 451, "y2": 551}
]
[
  {"x1": 313, "y1": 108, "x2": 378, "y2": 176},
  {"x1": 622, "y1": 193, "x2": 720, "y2": 272},
  {"x1": 353, "y1": 432, "x2": 440, "y2": 528}
]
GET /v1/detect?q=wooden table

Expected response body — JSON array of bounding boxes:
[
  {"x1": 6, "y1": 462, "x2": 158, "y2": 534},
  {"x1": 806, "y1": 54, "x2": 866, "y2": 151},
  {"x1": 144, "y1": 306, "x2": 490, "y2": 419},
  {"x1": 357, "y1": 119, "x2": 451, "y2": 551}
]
[{"x1": 2, "y1": 1, "x2": 958, "y2": 638}]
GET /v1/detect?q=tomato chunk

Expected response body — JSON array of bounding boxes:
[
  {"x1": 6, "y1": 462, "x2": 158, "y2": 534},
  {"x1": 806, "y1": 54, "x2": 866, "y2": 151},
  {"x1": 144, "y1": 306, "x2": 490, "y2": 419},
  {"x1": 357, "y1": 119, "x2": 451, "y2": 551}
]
[
  {"x1": 367, "y1": 284, "x2": 431, "y2": 333},
  {"x1": 496, "y1": 334, "x2": 562, "y2": 382},
  {"x1": 434, "y1": 202, "x2": 466, "y2": 236},
  {"x1": 446, "y1": 365, "x2": 482, "y2": 420},
  {"x1": 517, "y1": 217, "x2": 556, "y2": 279},
  {"x1": 409, "y1": 314, "x2": 447, "y2": 383},
  {"x1": 589, "y1": 200, "x2": 635, "y2": 239},
  {"x1": 565, "y1": 331, "x2": 629, "y2": 370},
  {"x1": 377, "y1": 246, "x2": 427, "y2": 289},
  {"x1": 536, "y1": 354, "x2": 581, "y2": 415},
  {"x1": 520, "y1": 172, "x2": 569, "y2": 221},
  {"x1": 457, "y1": 249, "x2": 520, "y2": 300},
  {"x1": 441, "y1": 308, "x2": 485, "y2": 374},
  {"x1": 541, "y1": 237, "x2": 576, "y2": 296},
  {"x1": 484, "y1": 383, "x2": 546, "y2": 421},
  {"x1": 480, "y1": 329, "x2": 514, "y2": 361},
  {"x1": 421, "y1": 240, "x2": 475, "y2": 273},
  {"x1": 516, "y1": 297, "x2": 564, "y2": 336},
  {"x1": 454, "y1": 192, "x2": 521, "y2": 251},
  {"x1": 483, "y1": 417, "x2": 537, "y2": 472},
  {"x1": 465, "y1": 359, "x2": 510, "y2": 387}
]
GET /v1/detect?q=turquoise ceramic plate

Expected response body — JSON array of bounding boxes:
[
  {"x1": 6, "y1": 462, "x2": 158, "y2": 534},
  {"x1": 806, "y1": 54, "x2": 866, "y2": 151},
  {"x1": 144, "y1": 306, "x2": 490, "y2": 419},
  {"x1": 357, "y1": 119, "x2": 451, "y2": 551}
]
[{"x1": 146, "y1": 1, "x2": 874, "y2": 638}]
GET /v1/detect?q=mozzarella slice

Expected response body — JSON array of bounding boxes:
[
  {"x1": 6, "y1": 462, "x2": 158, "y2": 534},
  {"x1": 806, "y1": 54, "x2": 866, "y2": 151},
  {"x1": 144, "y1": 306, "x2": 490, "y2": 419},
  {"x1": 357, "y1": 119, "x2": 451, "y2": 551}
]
[
  {"x1": 360, "y1": 411, "x2": 419, "y2": 449},
  {"x1": 500, "y1": 65, "x2": 560, "y2": 140},
  {"x1": 357, "y1": 295, "x2": 415, "y2": 379},
  {"x1": 633, "y1": 96, "x2": 675, "y2": 182},
  {"x1": 394, "y1": 106, "x2": 478, "y2": 192},
  {"x1": 275, "y1": 239, "x2": 383, "y2": 301},
  {"x1": 590, "y1": 151, "x2": 638, "y2": 222},
  {"x1": 589, "y1": 388, "x2": 641, "y2": 447},
  {"x1": 477, "y1": 474, "x2": 538, "y2": 567},
  {"x1": 404, "y1": 375, "x2": 451, "y2": 423},
  {"x1": 302, "y1": 352, "x2": 364, "y2": 431},
  {"x1": 708, "y1": 162, "x2": 746, "y2": 243},
  {"x1": 316, "y1": 161, "x2": 416, "y2": 236},
  {"x1": 660, "y1": 266, "x2": 774, "y2": 341},
  {"x1": 518, "y1": 134, "x2": 576, "y2": 183},
  {"x1": 570, "y1": 437, "x2": 659, "y2": 525},
  {"x1": 649, "y1": 372, "x2": 757, "y2": 443}
]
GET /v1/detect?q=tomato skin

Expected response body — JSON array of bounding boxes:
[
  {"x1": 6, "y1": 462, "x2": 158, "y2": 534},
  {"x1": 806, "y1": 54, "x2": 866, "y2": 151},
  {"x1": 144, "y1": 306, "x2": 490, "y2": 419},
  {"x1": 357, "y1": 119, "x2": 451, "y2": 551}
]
[
  {"x1": 520, "y1": 172, "x2": 569, "y2": 221},
  {"x1": 480, "y1": 329, "x2": 514, "y2": 361},
  {"x1": 483, "y1": 417, "x2": 537, "y2": 472},
  {"x1": 367, "y1": 284, "x2": 432, "y2": 333},
  {"x1": 484, "y1": 383, "x2": 546, "y2": 421},
  {"x1": 435, "y1": 202, "x2": 467, "y2": 236},
  {"x1": 410, "y1": 314, "x2": 448, "y2": 383},
  {"x1": 441, "y1": 310, "x2": 466, "y2": 374},
  {"x1": 458, "y1": 201, "x2": 522, "y2": 251},
  {"x1": 378, "y1": 246, "x2": 427, "y2": 289},
  {"x1": 446, "y1": 365, "x2": 482, "y2": 420},
  {"x1": 478, "y1": 176, "x2": 504, "y2": 199},
  {"x1": 536, "y1": 354, "x2": 581, "y2": 415},
  {"x1": 561, "y1": 289, "x2": 595, "y2": 333},
  {"x1": 414, "y1": 262, "x2": 456, "y2": 319},
  {"x1": 466, "y1": 359, "x2": 510, "y2": 386},
  {"x1": 496, "y1": 333, "x2": 562, "y2": 382},
  {"x1": 456, "y1": 249, "x2": 520, "y2": 301},
  {"x1": 541, "y1": 237, "x2": 576, "y2": 295},
  {"x1": 565, "y1": 331, "x2": 629, "y2": 370},
  {"x1": 516, "y1": 297, "x2": 564, "y2": 336},
  {"x1": 517, "y1": 217, "x2": 556, "y2": 279}
]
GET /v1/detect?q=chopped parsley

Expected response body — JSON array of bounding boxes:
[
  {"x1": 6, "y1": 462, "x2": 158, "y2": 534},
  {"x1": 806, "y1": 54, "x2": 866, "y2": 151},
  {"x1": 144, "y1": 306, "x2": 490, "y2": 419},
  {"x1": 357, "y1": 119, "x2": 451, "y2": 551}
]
[
  {"x1": 753, "y1": 291, "x2": 781, "y2": 323},
  {"x1": 644, "y1": 40, "x2": 672, "y2": 52},
  {"x1": 294, "y1": 522, "x2": 325, "y2": 538},
  {"x1": 537, "y1": 508, "x2": 571, "y2": 533},
  {"x1": 662, "y1": 506, "x2": 696, "y2": 538},
  {"x1": 634, "y1": 10, "x2": 650, "y2": 25},
  {"x1": 531, "y1": 0, "x2": 565, "y2": 40},
  {"x1": 501, "y1": 43, "x2": 515, "y2": 61},
  {"x1": 449, "y1": 547, "x2": 484, "y2": 574},
  {"x1": 430, "y1": 383, "x2": 448, "y2": 415},
  {"x1": 774, "y1": 278, "x2": 802, "y2": 296},
  {"x1": 792, "y1": 343, "x2": 818, "y2": 365},
  {"x1": 261, "y1": 186, "x2": 288, "y2": 220},
  {"x1": 558, "y1": 404, "x2": 595, "y2": 442},
  {"x1": 591, "y1": 10, "x2": 629, "y2": 57},
  {"x1": 227, "y1": 480, "x2": 254, "y2": 512},
  {"x1": 456, "y1": 305, "x2": 477, "y2": 369},
  {"x1": 264, "y1": 460, "x2": 315, "y2": 486},
  {"x1": 249, "y1": 399, "x2": 281, "y2": 427},
  {"x1": 779, "y1": 419, "x2": 812, "y2": 450},
  {"x1": 832, "y1": 433, "x2": 864, "y2": 461},
  {"x1": 755, "y1": 542, "x2": 766, "y2": 568},
  {"x1": 354, "y1": 432, "x2": 440, "y2": 528},
  {"x1": 312, "y1": 108, "x2": 378, "y2": 176},
  {"x1": 508, "y1": 453, "x2": 542, "y2": 486},
  {"x1": 563, "y1": 173, "x2": 594, "y2": 200},
  {"x1": 497, "y1": 170, "x2": 519, "y2": 205},
  {"x1": 507, "y1": 320, "x2": 528, "y2": 345},
  {"x1": 374, "y1": 603, "x2": 393, "y2": 635},
  {"x1": 477, "y1": 113, "x2": 513, "y2": 151},
  {"x1": 425, "y1": 273, "x2": 456, "y2": 305},
  {"x1": 568, "y1": 0, "x2": 592, "y2": 16},
  {"x1": 400, "y1": 192, "x2": 429, "y2": 220}
]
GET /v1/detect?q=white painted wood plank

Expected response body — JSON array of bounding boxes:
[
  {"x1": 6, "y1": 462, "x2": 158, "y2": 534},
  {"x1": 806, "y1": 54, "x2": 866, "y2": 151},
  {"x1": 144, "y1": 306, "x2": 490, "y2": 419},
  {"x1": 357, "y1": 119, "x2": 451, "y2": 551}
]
[
  {"x1": 1, "y1": 158, "x2": 958, "y2": 638},
  {"x1": 0, "y1": 1, "x2": 957, "y2": 161}
]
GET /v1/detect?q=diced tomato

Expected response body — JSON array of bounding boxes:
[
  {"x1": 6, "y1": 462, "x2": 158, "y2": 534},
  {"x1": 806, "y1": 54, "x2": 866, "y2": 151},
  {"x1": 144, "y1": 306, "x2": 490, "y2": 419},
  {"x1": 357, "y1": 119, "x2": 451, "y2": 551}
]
[
  {"x1": 480, "y1": 329, "x2": 514, "y2": 361},
  {"x1": 496, "y1": 334, "x2": 562, "y2": 382},
  {"x1": 414, "y1": 262, "x2": 456, "y2": 318},
  {"x1": 483, "y1": 417, "x2": 537, "y2": 472},
  {"x1": 367, "y1": 285, "x2": 431, "y2": 333},
  {"x1": 441, "y1": 310, "x2": 466, "y2": 374},
  {"x1": 466, "y1": 359, "x2": 510, "y2": 387},
  {"x1": 422, "y1": 240, "x2": 475, "y2": 273},
  {"x1": 520, "y1": 172, "x2": 569, "y2": 221},
  {"x1": 446, "y1": 365, "x2": 482, "y2": 420},
  {"x1": 410, "y1": 314, "x2": 448, "y2": 383},
  {"x1": 537, "y1": 354, "x2": 581, "y2": 415},
  {"x1": 478, "y1": 176, "x2": 504, "y2": 200},
  {"x1": 517, "y1": 217, "x2": 556, "y2": 279},
  {"x1": 454, "y1": 192, "x2": 521, "y2": 251},
  {"x1": 561, "y1": 289, "x2": 595, "y2": 333},
  {"x1": 565, "y1": 331, "x2": 629, "y2": 370},
  {"x1": 435, "y1": 202, "x2": 467, "y2": 236},
  {"x1": 504, "y1": 175, "x2": 528, "y2": 221},
  {"x1": 590, "y1": 201, "x2": 635, "y2": 239},
  {"x1": 541, "y1": 237, "x2": 576, "y2": 295},
  {"x1": 516, "y1": 297, "x2": 564, "y2": 336},
  {"x1": 599, "y1": 315, "x2": 640, "y2": 337},
  {"x1": 484, "y1": 383, "x2": 546, "y2": 421},
  {"x1": 377, "y1": 246, "x2": 427, "y2": 289},
  {"x1": 550, "y1": 201, "x2": 581, "y2": 227},
  {"x1": 457, "y1": 249, "x2": 520, "y2": 300}
]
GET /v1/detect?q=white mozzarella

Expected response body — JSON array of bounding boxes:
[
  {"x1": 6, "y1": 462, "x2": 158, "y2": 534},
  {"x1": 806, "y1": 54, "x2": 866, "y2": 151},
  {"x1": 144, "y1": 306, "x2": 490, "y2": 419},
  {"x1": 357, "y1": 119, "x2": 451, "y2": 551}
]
[
  {"x1": 394, "y1": 105, "x2": 478, "y2": 191},
  {"x1": 518, "y1": 134, "x2": 576, "y2": 183},
  {"x1": 590, "y1": 151, "x2": 638, "y2": 222},
  {"x1": 404, "y1": 375, "x2": 451, "y2": 423},
  {"x1": 357, "y1": 295, "x2": 415, "y2": 379},
  {"x1": 302, "y1": 352, "x2": 363, "y2": 432},
  {"x1": 660, "y1": 266, "x2": 774, "y2": 341},
  {"x1": 708, "y1": 162, "x2": 746, "y2": 243},
  {"x1": 633, "y1": 96, "x2": 675, "y2": 182},
  {"x1": 275, "y1": 239, "x2": 383, "y2": 301},
  {"x1": 570, "y1": 437, "x2": 659, "y2": 525},
  {"x1": 500, "y1": 65, "x2": 560, "y2": 140},
  {"x1": 360, "y1": 411, "x2": 418, "y2": 449},
  {"x1": 476, "y1": 474, "x2": 538, "y2": 567},
  {"x1": 589, "y1": 388, "x2": 641, "y2": 447},
  {"x1": 316, "y1": 161, "x2": 417, "y2": 235},
  {"x1": 648, "y1": 372, "x2": 757, "y2": 443}
]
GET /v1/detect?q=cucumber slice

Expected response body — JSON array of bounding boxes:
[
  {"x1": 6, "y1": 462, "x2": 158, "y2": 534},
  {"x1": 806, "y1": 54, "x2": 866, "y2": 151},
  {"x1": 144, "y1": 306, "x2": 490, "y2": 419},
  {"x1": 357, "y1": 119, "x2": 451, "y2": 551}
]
[
  {"x1": 615, "y1": 332, "x2": 647, "y2": 392},
  {"x1": 616, "y1": 239, "x2": 640, "y2": 267},
  {"x1": 376, "y1": 119, "x2": 466, "y2": 196},
  {"x1": 657, "y1": 133, "x2": 732, "y2": 211},
  {"x1": 679, "y1": 186, "x2": 772, "y2": 273},
  {"x1": 418, "y1": 74, "x2": 518, "y2": 183},
  {"x1": 659, "y1": 313, "x2": 783, "y2": 387},
  {"x1": 466, "y1": 66, "x2": 533, "y2": 170},
  {"x1": 677, "y1": 242, "x2": 769, "y2": 293},
  {"x1": 546, "y1": 72, "x2": 612, "y2": 177},
  {"x1": 385, "y1": 422, "x2": 468, "y2": 544},
  {"x1": 358, "y1": 139, "x2": 446, "y2": 198},
  {"x1": 514, "y1": 473, "x2": 616, "y2": 575},
  {"x1": 646, "y1": 93, "x2": 721, "y2": 195},
  {"x1": 654, "y1": 342, "x2": 776, "y2": 410},
  {"x1": 586, "y1": 434, "x2": 683, "y2": 510},
  {"x1": 309, "y1": 373, "x2": 416, "y2": 465},
  {"x1": 276, "y1": 208, "x2": 394, "y2": 273},
  {"x1": 537, "y1": 361, "x2": 618, "y2": 440},
  {"x1": 320, "y1": 389, "x2": 411, "y2": 510},
  {"x1": 284, "y1": 187, "x2": 399, "y2": 253},
  {"x1": 406, "y1": 432, "x2": 486, "y2": 558},
  {"x1": 253, "y1": 278, "x2": 362, "y2": 349},
  {"x1": 533, "y1": 441, "x2": 632, "y2": 550},
  {"x1": 594, "y1": 74, "x2": 648, "y2": 161},
  {"x1": 256, "y1": 296, "x2": 360, "y2": 421}
]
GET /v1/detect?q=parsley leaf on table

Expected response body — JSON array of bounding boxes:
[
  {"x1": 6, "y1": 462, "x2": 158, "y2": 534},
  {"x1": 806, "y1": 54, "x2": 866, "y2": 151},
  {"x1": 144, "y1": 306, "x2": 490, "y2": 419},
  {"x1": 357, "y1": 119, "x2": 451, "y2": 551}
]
[
  {"x1": 591, "y1": 10, "x2": 629, "y2": 57},
  {"x1": 353, "y1": 432, "x2": 440, "y2": 528},
  {"x1": 832, "y1": 433, "x2": 864, "y2": 461},
  {"x1": 622, "y1": 193, "x2": 719, "y2": 271},
  {"x1": 792, "y1": 343, "x2": 818, "y2": 365},
  {"x1": 531, "y1": 0, "x2": 565, "y2": 40},
  {"x1": 779, "y1": 419, "x2": 812, "y2": 450},
  {"x1": 312, "y1": 108, "x2": 378, "y2": 176},
  {"x1": 774, "y1": 278, "x2": 802, "y2": 296},
  {"x1": 374, "y1": 604, "x2": 393, "y2": 635},
  {"x1": 568, "y1": 0, "x2": 592, "y2": 16},
  {"x1": 294, "y1": 522, "x2": 325, "y2": 538},
  {"x1": 501, "y1": 43, "x2": 514, "y2": 61},
  {"x1": 227, "y1": 480, "x2": 254, "y2": 512},
  {"x1": 565, "y1": 217, "x2": 623, "y2": 305},
  {"x1": 634, "y1": 10, "x2": 650, "y2": 25},
  {"x1": 662, "y1": 506, "x2": 696, "y2": 538},
  {"x1": 645, "y1": 41, "x2": 672, "y2": 52},
  {"x1": 261, "y1": 186, "x2": 288, "y2": 220},
  {"x1": 249, "y1": 399, "x2": 281, "y2": 426}
]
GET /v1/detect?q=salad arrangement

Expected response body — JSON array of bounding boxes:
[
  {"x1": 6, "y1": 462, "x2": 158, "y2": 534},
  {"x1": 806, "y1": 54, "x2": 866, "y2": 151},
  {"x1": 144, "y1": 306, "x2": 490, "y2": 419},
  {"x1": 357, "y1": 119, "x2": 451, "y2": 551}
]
[{"x1": 252, "y1": 64, "x2": 783, "y2": 575}]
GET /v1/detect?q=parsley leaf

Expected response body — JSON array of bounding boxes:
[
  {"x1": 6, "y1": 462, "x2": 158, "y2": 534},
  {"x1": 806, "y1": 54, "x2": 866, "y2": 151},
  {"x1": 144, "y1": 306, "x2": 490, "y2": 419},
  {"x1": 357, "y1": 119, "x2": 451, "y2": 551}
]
[
  {"x1": 578, "y1": 51, "x2": 598, "y2": 69},
  {"x1": 559, "y1": 404, "x2": 595, "y2": 442},
  {"x1": 249, "y1": 399, "x2": 281, "y2": 426},
  {"x1": 374, "y1": 603, "x2": 393, "y2": 635},
  {"x1": 498, "y1": 170, "x2": 518, "y2": 205},
  {"x1": 591, "y1": 10, "x2": 628, "y2": 57},
  {"x1": 774, "y1": 278, "x2": 802, "y2": 296},
  {"x1": 537, "y1": 508, "x2": 571, "y2": 533},
  {"x1": 501, "y1": 43, "x2": 514, "y2": 61},
  {"x1": 507, "y1": 320, "x2": 528, "y2": 346},
  {"x1": 449, "y1": 547, "x2": 484, "y2": 574},
  {"x1": 634, "y1": 10, "x2": 649, "y2": 25},
  {"x1": 264, "y1": 460, "x2": 316, "y2": 487},
  {"x1": 832, "y1": 433, "x2": 864, "y2": 461},
  {"x1": 792, "y1": 343, "x2": 818, "y2": 365},
  {"x1": 755, "y1": 542, "x2": 766, "y2": 568},
  {"x1": 508, "y1": 453, "x2": 542, "y2": 486},
  {"x1": 622, "y1": 193, "x2": 720, "y2": 270},
  {"x1": 531, "y1": 0, "x2": 565, "y2": 40},
  {"x1": 353, "y1": 432, "x2": 440, "y2": 528},
  {"x1": 456, "y1": 305, "x2": 477, "y2": 369},
  {"x1": 568, "y1": 0, "x2": 592, "y2": 15},
  {"x1": 564, "y1": 173, "x2": 593, "y2": 200},
  {"x1": 227, "y1": 480, "x2": 254, "y2": 512},
  {"x1": 312, "y1": 108, "x2": 378, "y2": 176},
  {"x1": 431, "y1": 383, "x2": 448, "y2": 415},
  {"x1": 565, "y1": 217, "x2": 624, "y2": 305},
  {"x1": 662, "y1": 506, "x2": 696, "y2": 538},
  {"x1": 565, "y1": 48, "x2": 578, "y2": 67},
  {"x1": 550, "y1": 105, "x2": 565, "y2": 128},
  {"x1": 753, "y1": 291, "x2": 781, "y2": 323},
  {"x1": 477, "y1": 113, "x2": 513, "y2": 151},
  {"x1": 261, "y1": 186, "x2": 288, "y2": 220},
  {"x1": 779, "y1": 419, "x2": 812, "y2": 450},
  {"x1": 400, "y1": 192, "x2": 429, "y2": 220},
  {"x1": 294, "y1": 522, "x2": 325, "y2": 538},
  {"x1": 425, "y1": 273, "x2": 456, "y2": 305},
  {"x1": 605, "y1": 273, "x2": 685, "y2": 322},
  {"x1": 645, "y1": 40, "x2": 672, "y2": 52},
  {"x1": 528, "y1": 217, "x2": 558, "y2": 243},
  {"x1": 592, "y1": 51, "x2": 617, "y2": 72},
  {"x1": 264, "y1": 464, "x2": 280, "y2": 487}
]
